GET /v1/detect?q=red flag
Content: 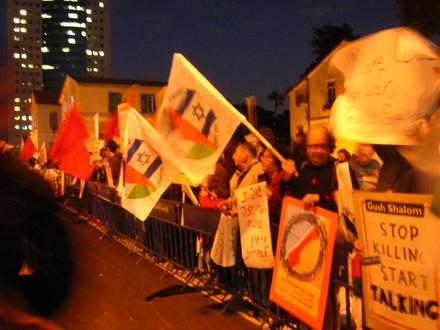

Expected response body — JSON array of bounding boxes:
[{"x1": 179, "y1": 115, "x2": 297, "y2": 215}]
[
  {"x1": 49, "y1": 104, "x2": 94, "y2": 180},
  {"x1": 103, "y1": 110, "x2": 119, "y2": 141},
  {"x1": 21, "y1": 136, "x2": 37, "y2": 162}
]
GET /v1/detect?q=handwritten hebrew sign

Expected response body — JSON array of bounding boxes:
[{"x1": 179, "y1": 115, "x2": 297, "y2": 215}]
[
  {"x1": 235, "y1": 182, "x2": 274, "y2": 268},
  {"x1": 210, "y1": 213, "x2": 239, "y2": 267},
  {"x1": 270, "y1": 197, "x2": 338, "y2": 329},
  {"x1": 330, "y1": 27, "x2": 440, "y2": 145},
  {"x1": 353, "y1": 191, "x2": 440, "y2": 330}
]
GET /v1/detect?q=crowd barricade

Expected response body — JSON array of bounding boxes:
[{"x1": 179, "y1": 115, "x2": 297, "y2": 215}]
[{"x1": 64, "y1": 179, "x2": 356, "y2": 329}]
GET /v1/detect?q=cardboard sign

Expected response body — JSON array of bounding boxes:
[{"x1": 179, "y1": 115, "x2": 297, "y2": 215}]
[
  {"x1": 270, "y1": 197, "x2": 338, "y2": 329},
  {"x1": 353, "y1": 191, "x2": 440, "y2": 330},
  {"x1": 330, "y1": 27, "x2": 440, "y2": 145},
  {"x1": 235, "y1": 182, "x2": 274, "y2": 268}
]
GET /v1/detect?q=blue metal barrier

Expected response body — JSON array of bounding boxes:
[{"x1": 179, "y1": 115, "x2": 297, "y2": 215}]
[{"x1": 64, "y1": 180, "x2": 357, "y2": 329}]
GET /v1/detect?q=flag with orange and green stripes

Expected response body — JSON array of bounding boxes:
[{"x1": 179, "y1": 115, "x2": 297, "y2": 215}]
[
  {"x1": 120, "y1": 108, "x2": 179, "y2": 221},
  {"x1": 155, "y1": 53, "x2": 245, "y2": 185}
]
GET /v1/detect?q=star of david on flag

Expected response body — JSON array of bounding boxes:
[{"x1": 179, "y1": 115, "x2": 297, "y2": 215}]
[
  {"x1": 155, "y1": 53, "x2": 245, "y2": 185},
  {"x1": 120, "y1": 108, "x2": 179, "y2": 221}
]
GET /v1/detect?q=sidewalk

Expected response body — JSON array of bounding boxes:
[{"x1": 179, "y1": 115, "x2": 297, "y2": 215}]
[{"x1": 50, "y1": 208, "x2": 259, "y2": 330}]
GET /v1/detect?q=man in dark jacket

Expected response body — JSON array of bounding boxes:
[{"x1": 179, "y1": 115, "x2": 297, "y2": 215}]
[{"x1": 282, "y1": 126, "x2": 338, "y2": 212}]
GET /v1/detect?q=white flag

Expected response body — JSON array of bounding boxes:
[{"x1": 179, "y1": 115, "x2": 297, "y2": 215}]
[
  {"x1": 155, "y1": 53, "x2": 245, "y2": 185},
  {"x1": 121, "y1": 108, "x2": 179, "y2": 221}
]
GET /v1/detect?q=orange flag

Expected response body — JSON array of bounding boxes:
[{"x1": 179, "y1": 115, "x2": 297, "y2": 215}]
[
  {"x1": 49, "y1": 104, "x2": 94, "y2": 180},
  {"x1": 21, "y1": 136, "x2": 37, "y2": 162},
  {"x1": 103, "y1": 109, "x2": 119, "y2": 141}
]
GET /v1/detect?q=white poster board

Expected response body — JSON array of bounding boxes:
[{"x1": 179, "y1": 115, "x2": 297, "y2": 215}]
[{"x1": 353, "y1": 191, "x2": 440, "y2": 330}]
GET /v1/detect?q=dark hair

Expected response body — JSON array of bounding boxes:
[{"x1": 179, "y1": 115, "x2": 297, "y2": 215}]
[
  {"x1": 337, "y1": 149, "x2": 351, "y2": 161},
  {"x1": 106, "y1": 139, "x2": 118, "y2": 153}
]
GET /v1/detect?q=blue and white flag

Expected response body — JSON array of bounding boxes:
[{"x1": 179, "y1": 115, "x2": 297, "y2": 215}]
[{"x1": 120, "y1": 108, "x2": 179, "y2": 221}]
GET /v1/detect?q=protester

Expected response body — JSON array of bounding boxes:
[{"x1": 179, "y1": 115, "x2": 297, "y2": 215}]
[
  {"x1": 349, "y1": 144, "x2": 381, "y2": 191},
  {"x1": 258, "y1": 148, "x2": 283, "y2": 222},
  {"x1": 291, "y1": 128, "x2": 306, "y2": 170},
  {"x1": 336, "y1": 149, "x2": 351, "y2": 163},
  {"x1": 0, "y1": 140, "x2": 71, "y2": 327},
  {"x1": 103, "y1": 139, "x2": 122, "y2": 186},
  {"x1": 198, "y1": 161, "x2": 229, "y2": 210},
  {"x1": 282, "y1": 126, "x2": 338, "y2": 212}
]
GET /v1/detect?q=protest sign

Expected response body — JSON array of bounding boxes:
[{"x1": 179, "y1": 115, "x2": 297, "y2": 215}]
[
  {"x1": 330, "y1": 27, "x2": 440, "y2": 145},
  {"x1": 210, "y1": 213, "x2": 239, "y2": 267},
  {"x1": 235, "y1": 182, "x2": 274, "y2": 268},
  {"x1": 270, "y1": 197, "x2": 338, "y2": 329},
  {"x1": 353, "y1": 191, "x2": 440, "y2": 330}
]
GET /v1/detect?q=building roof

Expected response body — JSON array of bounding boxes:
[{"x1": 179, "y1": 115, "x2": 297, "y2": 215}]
[
  {"x1": 285, "y1": 40, "x2": 349, "y2": 95},
  {"x1": 33, "y1": 91, "x2": 60, "y2": 105},
  {"x1": 71, "y1": 76, "x2": 167, "y2": 87}
]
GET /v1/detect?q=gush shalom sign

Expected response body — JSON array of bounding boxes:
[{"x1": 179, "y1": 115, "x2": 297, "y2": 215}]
[{"x1": 354, "y1": 192, "x2": 440, "y2": 330}]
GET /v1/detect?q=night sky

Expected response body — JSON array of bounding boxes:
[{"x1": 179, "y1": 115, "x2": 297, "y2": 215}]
[{"x1": 110, "y1": 0, "x2": 400, "y2": 110}]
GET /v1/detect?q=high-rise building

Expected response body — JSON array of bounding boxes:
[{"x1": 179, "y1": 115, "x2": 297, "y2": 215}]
[{"x1": 0, "y1": 0, "x2": 110, "y2": 145}]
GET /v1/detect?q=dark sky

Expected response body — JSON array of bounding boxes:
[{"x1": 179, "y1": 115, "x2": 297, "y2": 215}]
[{"x1": 110, "y1": 0, "x2": 400, "y2": 110}]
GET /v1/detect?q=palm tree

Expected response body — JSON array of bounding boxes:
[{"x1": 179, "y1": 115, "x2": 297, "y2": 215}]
[{"x1": 267, "y1": 90, "x2": 284, "y2": 115}]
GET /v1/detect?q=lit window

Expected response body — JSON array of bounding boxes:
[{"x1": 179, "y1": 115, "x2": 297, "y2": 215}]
[
  {"x1": 14, "y1": 106, "x2": 20, "y2": 112},
  {"x1": 93, "y1": 67, "x2": 98, "y2": 72},
  {"x1": 62, "y1": 47, "x2": 70, "y2": 53},
  {"x1": 22, "y1": 125, "x2": 27, "y2": 130},
  {"x1": 87, "y1": 67, "x2": 91, "y2": 72},
  {"x1": 76, "y1": 6, "x2": 85, "y2": 11},
  {"x1": 21, "y1": 116, "x2": 26, "y2": 121},
  {"x1": 14, "y1": 98, "x2": 20, "y2": 102},
  {"x1": 21, "y1": 63, "x2": 27, "y2": 68},
  {"x1": 20, "y1": 19, "x2": 26, "y2": 24},
  {"x1": 99, "y1": 2, "x2": 104, "y2": 8},
  {"x1": 28, "y1": 64, "x2": 34, "y2": 68},
  {"x1": 68, "y1": 13, "x2": 78, "y2": 19},
  {"x1": 67, "y1": 30, "x2": 75, "y2": 36},
  {"x1": 86, "y1": 9, "x2": 92, "y2": 14},
  {"x1": 15, "y1": 125, "x2": 20, "y2": 129},
  {"x1": 28, "y1": 115, "x2": 32, "y2": 120},
  {"x1": 86, "y1": 17, "x2": 92, "y2": 23},
  {"x1": 21, "y1": 53, "x2": 27, "y2": 59},
  {"x1": 14, "y1": 116, "x2": 20, "y2": 120},
  {"x1": 14, "y1": 36, "x2": 20, "y2": 41},
  {"x1": 13, "y1": 18, "x2": 20, "y2": 24},
  {"x1": 81, "y1": 31, "x2": 86, "y2": 37},
  {"x1": 20, "y1": 27, "x2": 27, "y2": 33},
  {"x1": 86, "y1": 49, "x2": 92, "y2": 55},
  {"x1": 41, "y1": 13, "x2": 52, "y2": 19},
  {"x1": 68, "y1": 38, "x2": 76, "y2": 44},
  {"x1": 14, "y1": 27, "x2": 20, "y2": 32},
  {"x1": 19, "y1": 9, "x2": 27, "y2": 16},
  {"x1": 99, "y1": 51, "x2": 104, "y2": 57},
  {"x1": 60, "y1": 22, "x2": 86, "y2": 28},
  {"x1": 27, "y1": 98, "x2": 31, "y2": 102},
  {"x1": 42, "y1": 65, "x2": 55, "y2": 70},
  {"x1": 14, "y1": 53, "x2": 20, "y2": 58},
  {"x1": 92, "y1": 51, "x2": 98, "y2": 56},
  {"x1": 28, "y1": 125, "x2": 32, "y2": 130},
  {"x1": 41, "y1": 47, "x2": 49, "y2": 53}
]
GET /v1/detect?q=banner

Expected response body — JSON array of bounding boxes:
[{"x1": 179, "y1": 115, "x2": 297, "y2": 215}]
[
  {"x1": 330, "y1": 27, "x2": 440, "y2": 145},
  {"x1": 155, "y1": 53, "x2": 245, "y2": 185},
  {"x1": 120, "y1": 108, "x2": 179, "y2": 221},
  {"x1": 235, "y1": 182, "x2": 274, "y2": 268},
  {"x1": 353, "y1": 191, "x2": 440, "y2": 330},
  {"x1": 210, "y1": 213, "x2": 239, "y2": 267},
  {"x1": 270, "y1": 197, "x2": 338, "y2": 330}
]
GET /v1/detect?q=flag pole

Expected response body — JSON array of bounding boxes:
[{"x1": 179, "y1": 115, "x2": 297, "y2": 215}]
[{"x1": 240, "y1": 119, "x2": 286, "y2": 163}]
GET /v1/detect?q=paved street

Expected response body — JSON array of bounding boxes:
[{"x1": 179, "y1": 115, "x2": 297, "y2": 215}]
[{"x1": 46, "y1": 208, "x2": 259, "y2": 330}]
